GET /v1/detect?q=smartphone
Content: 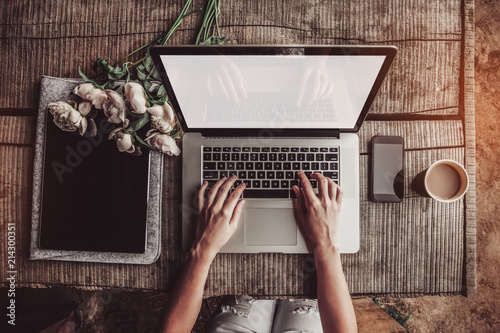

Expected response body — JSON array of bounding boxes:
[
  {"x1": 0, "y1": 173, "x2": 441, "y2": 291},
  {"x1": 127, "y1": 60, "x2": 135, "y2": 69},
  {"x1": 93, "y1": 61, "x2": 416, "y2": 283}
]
[{"x1": 370, "y1": 136, "x2": 404, "y2": 202}]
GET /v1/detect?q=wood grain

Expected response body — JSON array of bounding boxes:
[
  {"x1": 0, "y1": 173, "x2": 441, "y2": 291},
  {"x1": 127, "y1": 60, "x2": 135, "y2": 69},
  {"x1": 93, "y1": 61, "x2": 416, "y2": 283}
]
[
  {"x1": 0, "y1": 0, "x2": 461, "y2": 115},
  {"x1": 0, "y1": 116, "x2": 36, "y2": 145},
  {"x1": 1, "y1": 121, "x2": 466, "y2": 297},
  {"x1": 463, "y1": 0, "x2": 477, "y2": 297}
]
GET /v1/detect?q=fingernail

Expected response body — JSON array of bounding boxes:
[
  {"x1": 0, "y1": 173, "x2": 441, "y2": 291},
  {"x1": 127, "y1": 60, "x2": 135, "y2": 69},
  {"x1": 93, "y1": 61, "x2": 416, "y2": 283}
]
[
  {"x1": 293, "y1": 186, "x2": 298, "y2": 193},
  {"x1": 203, "y1": 181, "x2": 207, "y2": 185},
  {"x1": 231, "y1": 175, "x2": 237, "y2": 179},
  {"x1": 298, "y1": 171, "x2": 303, "y2": 175}
]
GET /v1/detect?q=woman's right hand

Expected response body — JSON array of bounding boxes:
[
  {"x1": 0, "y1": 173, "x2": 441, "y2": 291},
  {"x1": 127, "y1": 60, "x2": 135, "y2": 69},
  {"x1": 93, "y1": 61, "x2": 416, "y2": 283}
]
[{"x1": 292, "y1": 171, "x2": 343, "y2": 254}]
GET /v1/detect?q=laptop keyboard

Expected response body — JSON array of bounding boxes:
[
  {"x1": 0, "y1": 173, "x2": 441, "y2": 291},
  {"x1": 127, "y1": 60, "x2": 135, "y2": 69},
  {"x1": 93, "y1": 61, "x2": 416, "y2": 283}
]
[{"x1": 202, "y1": 146, "x2": 340, "y2": 199}]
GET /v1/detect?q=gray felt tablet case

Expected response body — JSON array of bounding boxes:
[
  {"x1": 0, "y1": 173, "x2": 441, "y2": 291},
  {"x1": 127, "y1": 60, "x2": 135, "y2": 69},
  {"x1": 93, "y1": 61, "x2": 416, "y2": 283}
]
[{"x1": 30, "y1": 76, "x2": 162, "y2": 264}]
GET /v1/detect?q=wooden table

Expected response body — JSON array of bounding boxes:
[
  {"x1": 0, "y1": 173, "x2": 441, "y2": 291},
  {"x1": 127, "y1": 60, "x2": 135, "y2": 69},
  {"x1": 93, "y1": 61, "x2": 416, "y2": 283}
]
[{"x1": 0, "y1": 0, "x2": 476, "y2": 297}]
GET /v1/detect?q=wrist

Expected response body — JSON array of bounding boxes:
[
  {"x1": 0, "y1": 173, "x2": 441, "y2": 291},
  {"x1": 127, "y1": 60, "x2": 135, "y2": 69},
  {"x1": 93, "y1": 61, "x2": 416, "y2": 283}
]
[
  {"x1": 189, "y1": 246, "x2": 216, "y2": 268},
  {"x1": 313, "y1": 243, "x2": 341, "y2": 264}
]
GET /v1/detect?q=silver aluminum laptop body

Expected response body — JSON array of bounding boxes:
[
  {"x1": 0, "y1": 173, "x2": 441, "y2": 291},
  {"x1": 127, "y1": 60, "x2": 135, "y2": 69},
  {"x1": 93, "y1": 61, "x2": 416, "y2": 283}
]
[{"x1": 151, "y1": 45, "x2": 397, "y2": 254}]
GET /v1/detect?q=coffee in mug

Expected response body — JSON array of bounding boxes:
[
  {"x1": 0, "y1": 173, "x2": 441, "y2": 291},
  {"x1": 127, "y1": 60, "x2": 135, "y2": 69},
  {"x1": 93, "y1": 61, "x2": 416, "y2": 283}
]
[{"x1": 413, "y1": 159, "x2": 469, "y2": 202}]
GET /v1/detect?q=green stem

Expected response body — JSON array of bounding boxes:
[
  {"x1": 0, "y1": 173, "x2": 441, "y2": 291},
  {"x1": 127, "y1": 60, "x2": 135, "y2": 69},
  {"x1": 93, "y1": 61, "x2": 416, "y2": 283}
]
[
  {"x1": 113, "y1": 33, "x2": 165, "y2": 66},
  {"x1": 214, "y1": 0, "x2": 221, "y2": 36},
  {"x1": 195, "y1": 0, "x2": 216, "y2": 44}
]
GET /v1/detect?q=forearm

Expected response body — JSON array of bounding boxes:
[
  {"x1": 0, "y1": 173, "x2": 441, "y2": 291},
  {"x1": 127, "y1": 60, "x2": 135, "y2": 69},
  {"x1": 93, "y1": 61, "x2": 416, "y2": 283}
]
[
  {"x1": 159, "y1": 251, "x2": 213, "y2": 333},
  {"x1": 314, "y1": 246, "x2": 357, "y2": 333}
]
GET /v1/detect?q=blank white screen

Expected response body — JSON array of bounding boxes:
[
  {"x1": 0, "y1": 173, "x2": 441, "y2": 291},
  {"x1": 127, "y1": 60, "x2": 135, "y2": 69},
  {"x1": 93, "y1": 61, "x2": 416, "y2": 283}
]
[{"x1": 160, "y1": 54, "x2": 386, "y2": 129}]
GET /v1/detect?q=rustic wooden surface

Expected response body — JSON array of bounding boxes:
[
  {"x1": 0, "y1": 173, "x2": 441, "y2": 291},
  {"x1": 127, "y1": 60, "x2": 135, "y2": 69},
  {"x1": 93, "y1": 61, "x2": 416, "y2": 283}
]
[
  {"x1": 0, "y1": 0, "x2": 475, "y2": 297},
  {"x1": 1, "y1": 0, "x2": 461, "y2": 115}
]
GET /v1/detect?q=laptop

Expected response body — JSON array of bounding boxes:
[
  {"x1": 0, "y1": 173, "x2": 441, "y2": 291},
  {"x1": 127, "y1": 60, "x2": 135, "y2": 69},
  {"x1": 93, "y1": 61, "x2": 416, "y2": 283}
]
[{"x1": 151, "y1": 45, "x2": 397, "y2": 254}]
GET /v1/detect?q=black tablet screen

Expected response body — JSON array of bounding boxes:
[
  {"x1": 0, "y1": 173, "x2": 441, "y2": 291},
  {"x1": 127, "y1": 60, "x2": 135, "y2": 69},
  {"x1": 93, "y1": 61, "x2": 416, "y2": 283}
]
[{"x1": 39, "y1": 112, "x2": 148, "y2": 253}]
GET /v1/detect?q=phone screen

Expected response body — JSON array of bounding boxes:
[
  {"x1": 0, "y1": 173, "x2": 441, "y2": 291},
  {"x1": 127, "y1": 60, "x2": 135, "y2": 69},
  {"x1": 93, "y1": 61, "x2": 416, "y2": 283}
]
[{"x1": 371, "y1": 137, "x2": 404, "y2": 202}]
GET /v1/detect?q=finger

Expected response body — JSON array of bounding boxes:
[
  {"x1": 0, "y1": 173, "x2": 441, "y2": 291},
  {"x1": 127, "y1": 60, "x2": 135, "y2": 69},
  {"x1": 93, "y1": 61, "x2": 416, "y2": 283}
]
[
  {"x1": 198, "y1": 180, "x2": 208, "y2": 213},
  {"x1": 327, "y1": 177, "x2": 336, "y2": 200},
  {"x1": 297, "y1": 171, "x2": 317, "y2": 207},
  {"x1": 222, "y1": 65, "x2": 239, "y2": 103},
  {"x1": 296, "y1": 68, "x2": 312, "y2": 106},
  {"x1": 229, "y1": 62, "x2": 248, "y2": 99},
  {"x1": 206, "y1": 177, "x2": 227, "y2": 208},
  {"x1": 229, "y1": 199, "x2": 246, "y2": 227},
  {"x1": 216, "y1": 72, "x2": 230, "y2": 100},
  {"x1": 212, "y1": 175, "x2": 238, "y2": 210},
  {"x1": 222, "y1": 182, "x2": 246, "y2": 214},
  {"x1": 293, "y1": 185, "x2": 306, "y2": 218},
  {"x1": 311, "y1": 173, "x2": 329, "y2": 201},
  {"x1": 336, "y1": 185, "x2": 344, "y2": 207}
]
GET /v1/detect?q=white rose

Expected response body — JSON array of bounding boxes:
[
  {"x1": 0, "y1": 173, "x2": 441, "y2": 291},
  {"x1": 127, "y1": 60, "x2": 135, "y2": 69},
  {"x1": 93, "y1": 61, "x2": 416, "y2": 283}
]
[
  {"x1": 103, "y1": 89, "x2": 129, "y2": 127},
  {"x1": 78, "y1": 101, "x2": 92, "y2": 116},
  {"x1": 48, "y1": 101, "x2": 88, "y2": 135},
  {"x1": 146, "y1": 129, "x2": 181, "y2": 156},
  {"x1": 73, "y1": 83, "x2": 107, "y2": 109},
  {"x1": 108, "y1": 128, "x2": 141, "y2": 156},
  {"x1": 147, "y1": 103, "x2": 175, "y2": 133},
  {"x1": 124, "y1": 82, "x2": 147, "y2": 114}
]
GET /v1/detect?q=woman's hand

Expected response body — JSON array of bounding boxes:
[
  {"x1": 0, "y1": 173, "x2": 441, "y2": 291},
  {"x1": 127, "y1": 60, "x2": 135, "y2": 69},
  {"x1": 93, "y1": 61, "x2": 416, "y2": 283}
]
[
  {"x1": 292, "y1": 171, "x2": 343, "y2": 254},
  {"x1": 191, "y1": 176, "x2": 246, "y2": 261}
]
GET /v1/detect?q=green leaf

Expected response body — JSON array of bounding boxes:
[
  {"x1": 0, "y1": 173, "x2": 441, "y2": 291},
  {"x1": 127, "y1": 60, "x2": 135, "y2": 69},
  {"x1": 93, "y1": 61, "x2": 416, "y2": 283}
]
[
  {"x1": 132, "y1": 132, "x2": 153, "y2": 150},
  {"x1": 93, "y1": 58, "x2": 131, "y2": 81},
  {"x1": 126, "y1": 112, "x2": 151, "y2": 133},
  {"x1": 200, "y1": 36, "x2": 230, "y2": 45},
  {"x1": 150, "y1": 67, "x2": 161, "y2": 81},
  {"x1": 136, "y1": 64, "x2": 147, "y2": 81},
  {"x1": 157, "y1": 84, "x2": 166, "y2": 97},
  {"x1": 78, "y1": 67, "x2": 97, "y2": 84},
  {"x1": 93, "y1": 58, "x2": 109, "y2": 75},
  {"x1": 143, "y1": 56, "x2": 154, "y2": 72},
  {"x1": 143, "y1": 80, "x2": 153, "y2": 91}
]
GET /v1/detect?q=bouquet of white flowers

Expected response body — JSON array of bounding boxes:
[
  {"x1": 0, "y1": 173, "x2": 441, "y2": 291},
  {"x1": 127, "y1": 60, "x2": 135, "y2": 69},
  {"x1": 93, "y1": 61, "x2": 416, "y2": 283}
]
[{"x1": 47, "y1": 0, "x2": 227, "y2": 157}]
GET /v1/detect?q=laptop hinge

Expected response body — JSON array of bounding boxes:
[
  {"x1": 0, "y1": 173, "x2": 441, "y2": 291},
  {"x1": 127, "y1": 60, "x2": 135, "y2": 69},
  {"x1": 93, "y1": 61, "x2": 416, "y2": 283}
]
[{"x1": 198, "y1": 129, "x2": 341, "y2": 139}]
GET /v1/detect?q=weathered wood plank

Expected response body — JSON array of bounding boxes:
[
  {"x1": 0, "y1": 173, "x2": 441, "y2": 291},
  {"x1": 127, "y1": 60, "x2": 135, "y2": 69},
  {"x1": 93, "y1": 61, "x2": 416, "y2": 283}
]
[
  {"x1": 0, "y1": 116, "x2": 36, "y2": 145},
  {"x1": 463, "y1": 0, "x2": 477, "y2": 297},
  {"x1": 1, "y1": 0, "x2": 461, "y2": 115}
]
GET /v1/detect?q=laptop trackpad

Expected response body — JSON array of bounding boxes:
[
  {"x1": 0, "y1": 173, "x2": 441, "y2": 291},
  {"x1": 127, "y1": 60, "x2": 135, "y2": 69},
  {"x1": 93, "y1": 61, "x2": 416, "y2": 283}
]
[{"x1": 244, "y1": 208, "x2": 297, "y2": 246}]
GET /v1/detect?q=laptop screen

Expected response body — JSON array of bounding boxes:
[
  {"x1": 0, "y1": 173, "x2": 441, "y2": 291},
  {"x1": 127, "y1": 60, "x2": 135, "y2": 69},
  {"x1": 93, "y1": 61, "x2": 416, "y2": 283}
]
[{"x1": 154, "y1": 47, "x2": 395, "y2": 132}]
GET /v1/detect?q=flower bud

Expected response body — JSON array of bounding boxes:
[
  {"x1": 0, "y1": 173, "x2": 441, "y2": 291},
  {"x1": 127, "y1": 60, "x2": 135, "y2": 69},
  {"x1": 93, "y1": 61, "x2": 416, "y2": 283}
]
[
  {"x1": 48, "y1": 101, "x2": 88, "y2": 136},
  {"x1": 147, "y1": 103, "x2": 175, "y2": 133},
  {"x1": 103, "y1": 89, "x2": 129, "y2": 127},
  {"x1": 73, "y1": 83, "x2": 107, "y2": 109},
  {"x1": 124, "y1": 82, "x2": 147, "y2": 114},
  {"x1": 108, "y1": 127, "x2": 141, "y2": 156},
  {"x1": 146, "y1": 129, "x2": 181, "y2": 156}
]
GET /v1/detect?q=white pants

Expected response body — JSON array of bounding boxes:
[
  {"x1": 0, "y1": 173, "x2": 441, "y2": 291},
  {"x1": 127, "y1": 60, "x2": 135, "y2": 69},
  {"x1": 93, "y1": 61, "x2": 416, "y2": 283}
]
[{"x1": 207, "y1": 295, "x2": 323, "y2": 333}]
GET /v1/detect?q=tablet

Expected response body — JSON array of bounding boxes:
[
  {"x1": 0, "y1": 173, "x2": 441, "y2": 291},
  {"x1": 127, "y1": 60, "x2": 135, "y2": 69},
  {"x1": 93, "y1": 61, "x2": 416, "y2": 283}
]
[{"x1": 30, "y1": 76, "x2": 162, "y2": 264}]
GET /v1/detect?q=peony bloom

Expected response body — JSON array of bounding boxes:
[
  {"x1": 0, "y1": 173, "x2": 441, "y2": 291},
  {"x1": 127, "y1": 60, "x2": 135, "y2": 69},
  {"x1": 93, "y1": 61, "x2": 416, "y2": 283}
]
[
  {"x1": 48, "y1": 101, "x2": 88, "y2": 135},
  {"x1": 108, "y1": 127, "x2": 141, "y2": 156},
  {"x1": 73, "y1": 83, "x2": 108, "y2": 109},
  {"x1": 78, "y1": 101, "x2": 92, "y2": 116},
  {"x1": 103, "y1": 89, "x2": 129, "y2": 127},
  {"x1": 147, "y1": 103, "x2": 175, "y2": 133},
  {"x1": 77, "y1": 101, "x2": 97, "y2": 137},
  {"x1": 124, "y1": 82, "x2": 147, "y2": 114},
  {"x1": 146, "y1": 129, "x2": 181, "y2": 156}
]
